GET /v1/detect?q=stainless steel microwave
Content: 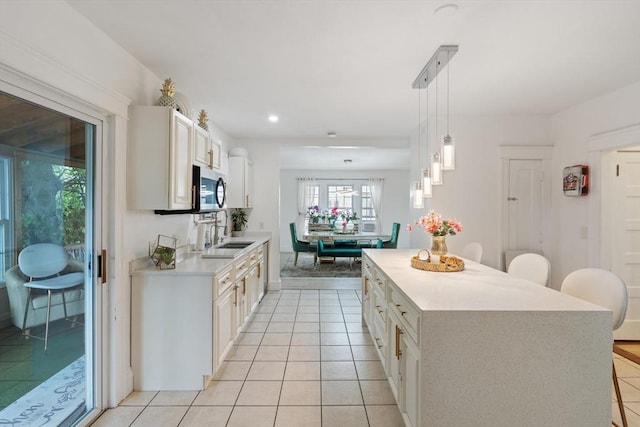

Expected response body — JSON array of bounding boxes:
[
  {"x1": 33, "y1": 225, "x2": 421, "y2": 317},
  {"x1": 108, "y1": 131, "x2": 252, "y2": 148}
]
[{"x1": 154, "y1": 165, "x2": 226, "y2": 215}]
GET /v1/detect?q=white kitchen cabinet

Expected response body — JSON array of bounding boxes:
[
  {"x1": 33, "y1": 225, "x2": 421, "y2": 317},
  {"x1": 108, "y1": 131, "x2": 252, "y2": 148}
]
[
  {"x1": 227, "y1": 156, "x2": 253, "y2": 208},
  {"x1": 211, "y1": 139, "x2": 222, "y2": 170},
  {"x1": 214, "y1": 265, "x2": 236, "y2": 369},
  {"x1": 128, "y1": 106, "x2": 194, "y2": 210},
  {"x1": 194, "y1": 125, "x2": 212, "y2": 169}
]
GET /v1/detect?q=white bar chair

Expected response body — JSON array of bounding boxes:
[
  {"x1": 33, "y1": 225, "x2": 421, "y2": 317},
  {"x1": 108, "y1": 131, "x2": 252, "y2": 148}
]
[{"x1": 507, "y1": 253, "x2": 551, "y2": 286}]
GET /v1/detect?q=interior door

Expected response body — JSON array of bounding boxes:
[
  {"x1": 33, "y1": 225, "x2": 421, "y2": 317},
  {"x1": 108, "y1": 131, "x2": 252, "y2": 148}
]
[
  {"x1": 612, "y1": 150, "x2": 640, "y2": 339},
  {"x1": 507, "y1": 159, "x2": 544, "y2": 254}
]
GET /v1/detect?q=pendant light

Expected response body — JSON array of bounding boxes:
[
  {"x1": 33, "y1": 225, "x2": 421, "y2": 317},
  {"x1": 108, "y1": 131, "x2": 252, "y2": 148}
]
[
  {"x1": 442, "y1": 49, "x2": 456, "y2": 170},
  {"x1": 413, "y1": 86, "x2": 425, "y2": 208},
  {"x1": 432, "y1": 64, "x2": 443, "y2": 185},
  {"x1": 422, "y1": 168, "x2": 432, "y2": 198}
]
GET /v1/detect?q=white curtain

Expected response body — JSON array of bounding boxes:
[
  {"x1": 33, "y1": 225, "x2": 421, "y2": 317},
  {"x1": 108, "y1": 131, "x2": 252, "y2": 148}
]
[
  {"x1": 369, "y1": 178, "x2": 384, "y2": 232},
  {"x1": 296, "y1": 178, "x2": 315, "y2": 238}
]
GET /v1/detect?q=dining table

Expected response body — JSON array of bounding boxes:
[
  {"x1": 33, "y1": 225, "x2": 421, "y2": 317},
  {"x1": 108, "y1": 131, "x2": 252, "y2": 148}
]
[{"x1": 303, "y1": 230, "x2": 391, "y2": 247}]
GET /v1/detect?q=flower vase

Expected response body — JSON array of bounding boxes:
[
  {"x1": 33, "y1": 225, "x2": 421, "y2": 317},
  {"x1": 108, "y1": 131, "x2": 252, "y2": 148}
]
[{"x1": 431, "y1": 236, "x2": 448, "y2": 256}]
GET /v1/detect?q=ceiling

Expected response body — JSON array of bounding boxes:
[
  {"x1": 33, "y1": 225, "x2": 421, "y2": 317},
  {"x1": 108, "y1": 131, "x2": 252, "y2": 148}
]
[{"x1": 66, "y1": 0, "x2": 640, "y2": 169}]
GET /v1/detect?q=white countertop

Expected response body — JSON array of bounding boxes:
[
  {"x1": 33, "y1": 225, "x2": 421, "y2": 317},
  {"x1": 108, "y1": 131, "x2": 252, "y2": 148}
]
[
  {"x1": 133, "y1": 232, "x2": 271, "y2": 277},
  {"x1": 364, "y1": 248, "x2": 609, "y2": 313}
]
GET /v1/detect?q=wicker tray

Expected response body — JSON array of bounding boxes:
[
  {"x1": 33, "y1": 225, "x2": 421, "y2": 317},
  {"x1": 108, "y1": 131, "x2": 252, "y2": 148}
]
[{"x1": 410, "y1": 249, "x2": 464, "y2": 272}]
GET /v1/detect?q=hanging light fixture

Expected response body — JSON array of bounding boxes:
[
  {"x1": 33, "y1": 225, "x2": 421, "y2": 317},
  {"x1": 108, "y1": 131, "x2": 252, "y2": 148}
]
[
  {"x1": 412, "y1": 45, "x2": 458, "y2": 187},
  {"x1": 422, "y1": 168, "x2": 432, "y2": 198},
  {"x1": 413, "y1": 85, "x2": 425, "y2": 208},
  {"x1": 432, "y1": 152, "x2": 443, "y2": 185},
  {"x1": 442, "y1": 48, "x2": 455, "y2": 170}
]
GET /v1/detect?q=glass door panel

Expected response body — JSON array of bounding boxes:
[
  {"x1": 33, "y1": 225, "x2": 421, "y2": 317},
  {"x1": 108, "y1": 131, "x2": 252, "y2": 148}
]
[{"x1": 0, "y1": 90, "x2": 100, "y2": 425}]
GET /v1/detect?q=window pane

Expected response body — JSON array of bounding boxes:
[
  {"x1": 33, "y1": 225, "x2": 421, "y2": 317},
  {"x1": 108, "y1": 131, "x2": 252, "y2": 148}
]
[{"x1": 361, "y1": 184, "x2": 375, "y2": 221}]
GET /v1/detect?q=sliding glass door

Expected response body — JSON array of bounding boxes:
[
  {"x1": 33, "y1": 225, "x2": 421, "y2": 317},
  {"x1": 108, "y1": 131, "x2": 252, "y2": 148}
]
[{"x1": 0, "y1": 90, "x2": 102, "y2": 425}]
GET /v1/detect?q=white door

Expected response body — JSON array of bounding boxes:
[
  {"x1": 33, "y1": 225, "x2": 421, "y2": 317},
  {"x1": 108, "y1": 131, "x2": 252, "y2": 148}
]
[
  {"x1": 507, "y1": 159, "x2": 544, "y2": 254},
  {"x1": 612, "y1": 150, "x2": 640, "y2": 339}
]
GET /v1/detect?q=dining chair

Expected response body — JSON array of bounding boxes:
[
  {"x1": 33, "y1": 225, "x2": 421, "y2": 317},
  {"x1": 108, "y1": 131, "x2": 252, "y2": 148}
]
[
  {"x1": 18, "y1": 243, "x2": 84, "y2": 350},
  {"x1": 462, "y1": 242, "x2": 483, "y2": 263},
  {"x1": 382, "y1": 222, "x2": 400, "y2": 249},
  {"x1": 507, "y1": 253, "x2": 550, "y2": 286},
  {"x1": 560, "y1": 268, "x2": 629, "y2": 427},
  {"x1": 289, "y1": 222, "x2": 317, "y2": 266}
]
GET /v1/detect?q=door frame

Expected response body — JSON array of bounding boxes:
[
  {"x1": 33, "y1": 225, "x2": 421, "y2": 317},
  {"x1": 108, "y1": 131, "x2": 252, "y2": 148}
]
[
  {"x1": 0, "y1": 66, "x2": 130, "y2": 425},
  {"x1": 499, "y1": 146, "x2": 553, "y2": 271},
  {"x1": 587, "y1": 123, "x2": 640, "y2": 268}
]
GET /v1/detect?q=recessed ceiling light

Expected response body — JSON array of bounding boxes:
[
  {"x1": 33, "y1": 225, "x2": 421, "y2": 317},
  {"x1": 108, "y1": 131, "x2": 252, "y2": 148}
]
[
  {"x1": 344, "y1": 159, "x2": 352, "y2": 164},
  {"x1": 434, "y1": 3, "x2": 459, "y2": 17},
  {"x1": 268, "y1": 114, "x2": 279, "y2": 123},
  {"x1": 327, "y1": 131, "x2": 337, "y2": 138}
]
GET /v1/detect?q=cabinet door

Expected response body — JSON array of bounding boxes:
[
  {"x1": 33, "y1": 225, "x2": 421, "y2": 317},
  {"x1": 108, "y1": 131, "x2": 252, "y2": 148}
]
[
  {"x1": 211, "y1": 139, "x2": 222, "y2": 170},
  {"x1": 248, "y1": 265, "x2": 260, "y2": 312},
  {"x1": 170, "y1": 112, "x2": 194, "y2": 209},
  {"x1": 214, "y1": 285, "x2": 236, "y2": 368},
  {"x1": 362, "y1": 272, "x2": 372, "y2": 326},
  {"x1": 387, "y1": 314, "x2": 401, "y2": 401},
  {"x1": 402, "y1": 336, "x2": 420, "y2": 427},
  {"x1": 236, "y1": 276, "x2": 248, "y2": 331},
  {"x1": 245, "y1": 159, "x2": 253, "y2": 208},
  {"x1": 194, "y1": 126, "x2": 212, "y2": 169}
]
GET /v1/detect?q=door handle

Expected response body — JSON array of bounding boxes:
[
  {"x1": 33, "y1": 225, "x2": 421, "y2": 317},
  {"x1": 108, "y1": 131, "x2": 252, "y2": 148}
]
[{"x1": 507, "y1": 197, "x2": 518, "y2": 201}]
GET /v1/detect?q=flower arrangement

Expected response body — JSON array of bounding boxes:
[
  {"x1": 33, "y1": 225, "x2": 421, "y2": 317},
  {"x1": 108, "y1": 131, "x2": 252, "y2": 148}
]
[
  {"x1": 308, "y1": 206, "x2": 358, "y2": 225},
  {"x1": 407, "y1": 210, "x2": 463, "y2": 237}
]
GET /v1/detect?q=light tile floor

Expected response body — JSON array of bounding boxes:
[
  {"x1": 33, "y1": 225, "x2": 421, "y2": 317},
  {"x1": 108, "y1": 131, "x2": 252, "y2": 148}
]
[{"x1": 93, "y1": 283, "x2": 640, "y2": 427}]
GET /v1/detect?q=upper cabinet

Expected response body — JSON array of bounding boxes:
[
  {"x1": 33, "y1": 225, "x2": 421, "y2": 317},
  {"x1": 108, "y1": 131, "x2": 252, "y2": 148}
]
[
  {"x1": 227, "y1": 156, "x2": 253, "y2": 208},
  {"x1": 128, "y1": 106, "x2": 194, "y2": 210},
  {"x1": 194, "y1": 126, "x2": 224, "y2": 172},
  {"x1": 194, "y1": 125, "x2": 212, "y2": 169}
]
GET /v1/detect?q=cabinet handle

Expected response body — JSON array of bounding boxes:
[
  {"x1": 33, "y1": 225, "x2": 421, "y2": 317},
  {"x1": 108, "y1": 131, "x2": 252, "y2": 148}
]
[
  {"x1": 208, "y1": 149, "x2": 214, "y2": 168},
  {"x1": 375, "y1": 337, "x2": 383, "y2": 349},
  {"x1": 395, "y1": 303, "x2": 407, "y2": 316},
  {"x1": 233, "y1": 285, "x2": 238, "y2": 306},
  {"x1": 395, "y1": 325, "x2": 403, "y2": 360},
  {"x1": 257, "y1": 264, "x2": 261, "y2": 278},
  {"x1": 364, "y1": 281, "x2": 368, "y2": 296},
  {"x1": 191, "y1": 185, "x2": 196, "y2": 209},
  {"x1": 246, "y1": 195, "x2": 249, "y2": 207},
  {"x1": 242, "y1": 278, "x2": 246, "y2": 295}
]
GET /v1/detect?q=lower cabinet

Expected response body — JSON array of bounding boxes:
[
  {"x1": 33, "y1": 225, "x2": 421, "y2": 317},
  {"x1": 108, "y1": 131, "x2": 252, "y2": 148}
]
[
  {"x1": 132, "y1": 240, "x2": 269, "y2": 391},
  {"x1": 214, "y1": 282, "x2": 236, "y2": 369},
  {"x1": 362, "y1": 252, "x2": 420, "y2": 427}
]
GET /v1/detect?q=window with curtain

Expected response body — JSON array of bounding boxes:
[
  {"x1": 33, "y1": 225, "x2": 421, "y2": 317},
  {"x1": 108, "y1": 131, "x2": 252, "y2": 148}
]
[
  {"x1": 361, "y1": 184, "x2": 375, "y2": 221},
  {"x1": 327, "y1": 185, "x2": 353, "y2": 211}
]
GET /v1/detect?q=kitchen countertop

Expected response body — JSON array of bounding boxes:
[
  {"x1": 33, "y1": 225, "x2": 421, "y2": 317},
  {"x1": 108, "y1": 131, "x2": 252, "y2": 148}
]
[
  {"x1": 133, "y1": 232, "x2": 271, "y2": 277},
  {"x1": 363, "y1": 248, "x2": 609, "y2": 313}
]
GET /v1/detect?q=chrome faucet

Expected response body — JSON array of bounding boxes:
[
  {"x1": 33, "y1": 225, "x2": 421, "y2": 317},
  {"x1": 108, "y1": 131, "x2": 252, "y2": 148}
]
[{"x1": 207, "y1": 210, "x2": 227, "y2": 247}]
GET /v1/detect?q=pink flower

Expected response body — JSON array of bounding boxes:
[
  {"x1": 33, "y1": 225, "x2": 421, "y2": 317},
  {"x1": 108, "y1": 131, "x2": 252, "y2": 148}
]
[{"x1": 406, "y1": 224, "x2": 413, "y2": 232}]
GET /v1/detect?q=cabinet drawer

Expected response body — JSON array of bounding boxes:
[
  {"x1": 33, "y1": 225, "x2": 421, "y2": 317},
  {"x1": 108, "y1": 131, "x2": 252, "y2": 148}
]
[
  {"x1": 389, "y1": 286, "x2": 420, "y2": 345},
  {"x1": 362, "y1": 255, "x2": 374, "y2": 277},
  {"x1": 371, "y1": 266, "x2": 387, "y2": 296},
  {"x1": 214, "y1": 266, "x2": 234, "y2": 298},
  {"x1": 372, "y1": 314, "x2": 387, "y2": 371},
  {"x1": 235, "y1": 255, "x2": 249, "y2": 277},
  {"x1": 372, "y1": 285, "x2": 387, "y2": 330},
  {"x1": 248, "y1": 247, "x2": 262, "y2": 265}
]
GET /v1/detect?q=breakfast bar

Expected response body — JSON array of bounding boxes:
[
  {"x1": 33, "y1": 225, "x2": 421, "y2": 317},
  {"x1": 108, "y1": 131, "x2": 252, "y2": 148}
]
[{"x1": 361, "y1": 249, "x2": 612, "y2": 427}]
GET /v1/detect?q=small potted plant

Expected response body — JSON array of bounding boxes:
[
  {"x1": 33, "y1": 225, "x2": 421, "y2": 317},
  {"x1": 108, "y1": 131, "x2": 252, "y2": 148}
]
[{"x1": 230, "y1": 208, "x2": 248, "y2": 237}]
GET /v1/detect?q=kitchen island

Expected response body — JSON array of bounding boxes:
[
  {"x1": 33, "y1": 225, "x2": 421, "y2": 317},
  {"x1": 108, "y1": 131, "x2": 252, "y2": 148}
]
[{"x1": 361, "y1": 249, "x2": 611, "y2": 427}]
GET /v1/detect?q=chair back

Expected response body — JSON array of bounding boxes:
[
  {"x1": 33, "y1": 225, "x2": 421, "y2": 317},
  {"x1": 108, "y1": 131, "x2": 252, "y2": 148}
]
[
  {"x1": 462, "y1": 242, "x2": 483, "y2": 263},
  {"x1": 290, "y1": 222, "x2": 310, "y2": 252},
  {"x1": 383, "y1": 223, "x2": 400, "y2": 249},
  {"x1": 18, "y1": 243, "x2": 69, "y2": 279},
  {"x1": 561, "y1": 268, "x2": 628, "y2": 331},
  {"x1": 507, "y1": 253, "x2": 550, "y2": 286}
]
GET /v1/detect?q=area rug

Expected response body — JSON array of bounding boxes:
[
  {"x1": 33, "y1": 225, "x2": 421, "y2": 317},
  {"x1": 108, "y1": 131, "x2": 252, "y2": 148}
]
[
  {"x1": 0, "y1": 355, "x2": 86, "y2": 426},
  {"x1": 280, "y1": 252, "x2": 361, "y2": 278}
]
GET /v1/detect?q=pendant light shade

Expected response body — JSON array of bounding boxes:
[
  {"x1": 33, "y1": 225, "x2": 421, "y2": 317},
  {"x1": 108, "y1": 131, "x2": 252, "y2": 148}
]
[
  {"x1": 442, "y1": 134, "x2": 455, "y2": 170},
  {"x1": 432, "y1": 152, "x2": 443, "y2": 185},
  {"x1": 422, "y1": 169, "x2": 432, "y2": 198},
  {"x1": 413, "y1": 181, "x2": 424, "y2": 208}
]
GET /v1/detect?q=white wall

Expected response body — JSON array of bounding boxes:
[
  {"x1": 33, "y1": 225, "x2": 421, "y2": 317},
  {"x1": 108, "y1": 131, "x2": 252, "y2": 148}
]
[
  {"x1": 0, "y1": 0, "x2": 234, "y2": 407},
  {"x1": 409, "y1": 114, "x2": 552, "y2": 270},
  {"x1": 549, "y1": 80, "x2": 640, "y2": 288},
  {"x1": 279, "y1": 169, "x2": 411, "y2": 252}
]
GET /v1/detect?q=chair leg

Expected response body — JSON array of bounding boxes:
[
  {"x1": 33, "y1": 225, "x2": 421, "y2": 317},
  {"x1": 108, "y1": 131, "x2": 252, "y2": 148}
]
[
  {"x1": 612, "y1": 360, "x2": 628, "y2": 427},
  {"x1": 22, "y1": 287, "x2": 32, "y2": 332},
  {"x1": 294, "y1": 252, "x2": 299, "y2": 266},
  {"x1": 44, "y1": 290, "x2": 52, "y2": 352}
]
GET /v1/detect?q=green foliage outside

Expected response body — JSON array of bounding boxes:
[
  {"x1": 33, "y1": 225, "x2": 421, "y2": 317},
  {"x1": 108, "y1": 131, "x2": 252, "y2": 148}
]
[{"x1": 21, "y1": 159, "x2": 86, "y2": 247}]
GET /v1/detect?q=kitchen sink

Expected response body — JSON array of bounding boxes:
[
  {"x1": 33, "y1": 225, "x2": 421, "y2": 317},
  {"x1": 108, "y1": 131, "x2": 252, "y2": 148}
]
[{"x1": 217, "y1": 241, "x2": 255, "y2": 249}]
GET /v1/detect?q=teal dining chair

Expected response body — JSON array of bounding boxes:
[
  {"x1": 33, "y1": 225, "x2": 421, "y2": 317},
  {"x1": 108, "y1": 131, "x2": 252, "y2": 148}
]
[{"x1": 289, "y1": 222, "x2": 317, "y2": 266}]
